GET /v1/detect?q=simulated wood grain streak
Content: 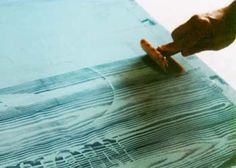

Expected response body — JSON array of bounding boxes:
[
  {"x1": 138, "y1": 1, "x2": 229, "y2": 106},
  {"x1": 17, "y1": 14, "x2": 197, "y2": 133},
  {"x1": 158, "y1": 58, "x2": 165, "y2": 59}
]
[{"x1": 0, "y1": 57, "x2": 236, "y2": 168}]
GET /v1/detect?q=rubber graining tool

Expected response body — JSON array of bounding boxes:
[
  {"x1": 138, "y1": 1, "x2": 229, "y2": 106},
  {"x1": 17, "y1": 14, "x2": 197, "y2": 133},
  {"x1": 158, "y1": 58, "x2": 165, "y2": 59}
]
[{"x1": 140, "y1": 39, "x2": 185, "y2": 74}]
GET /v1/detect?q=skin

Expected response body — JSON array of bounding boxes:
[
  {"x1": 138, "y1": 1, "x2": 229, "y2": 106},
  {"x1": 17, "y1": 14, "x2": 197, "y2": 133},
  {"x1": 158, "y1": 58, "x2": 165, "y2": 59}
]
[{"x1": 158, "y1": 1, "x2": 236, "y2": 56}]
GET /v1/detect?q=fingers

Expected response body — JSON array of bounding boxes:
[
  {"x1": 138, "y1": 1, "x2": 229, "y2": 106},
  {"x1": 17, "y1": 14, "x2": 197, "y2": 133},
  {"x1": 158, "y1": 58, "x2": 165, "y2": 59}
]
[
  {"x1": 171, "y1": 23, "x2": 189, "y2": 41},
  {"x1": 170, "y1": 14, "x2": 212, "y2": 55},
  {"x1": 181, "y1": 39, "x2": 211, "y2": 56},
  {"x1": 181, "y1": 33, "x2": 236, "y2": 56},
  {"x1": 172, "y1": 15, "x2": 210, "y2": 40},
  {"x1": 159, "y1": 39, "x2": 208, "y2": 57}
]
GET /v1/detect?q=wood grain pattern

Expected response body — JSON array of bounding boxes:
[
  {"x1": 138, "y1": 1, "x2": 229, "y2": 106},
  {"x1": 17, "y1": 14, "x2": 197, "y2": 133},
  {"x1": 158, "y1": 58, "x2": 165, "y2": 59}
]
[{"x1": 1, "y1": 56, "x2": 236, "y2": 168}]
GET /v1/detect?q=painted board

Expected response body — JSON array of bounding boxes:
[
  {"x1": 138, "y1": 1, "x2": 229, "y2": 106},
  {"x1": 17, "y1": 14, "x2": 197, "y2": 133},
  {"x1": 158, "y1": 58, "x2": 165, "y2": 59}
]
[
  {"x1": 1, "y1": 56, "x2": 236, "y2": 168},
  {"x1": 1, "y1": 0, "x2": 236, "y2": 168}
]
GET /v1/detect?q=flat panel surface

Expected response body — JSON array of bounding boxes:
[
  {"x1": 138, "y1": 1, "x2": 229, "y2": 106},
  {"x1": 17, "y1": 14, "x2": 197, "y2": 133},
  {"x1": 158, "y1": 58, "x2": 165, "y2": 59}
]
[
  {"x1": 0, "y1": 0, "x2": 170, "y2": 88},
  {"x1": 1, "y1": 57, "x2": 236, "y2": 167},
  {"x1": 1, "y1": 0, "x2": 236, "y2": 168}
]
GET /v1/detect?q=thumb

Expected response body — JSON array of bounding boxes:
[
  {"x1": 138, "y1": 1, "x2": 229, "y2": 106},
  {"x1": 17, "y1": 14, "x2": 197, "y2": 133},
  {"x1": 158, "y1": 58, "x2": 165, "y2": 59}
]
[{"x1": 157, "y1": 42, "x2": 180, "y2": 57}]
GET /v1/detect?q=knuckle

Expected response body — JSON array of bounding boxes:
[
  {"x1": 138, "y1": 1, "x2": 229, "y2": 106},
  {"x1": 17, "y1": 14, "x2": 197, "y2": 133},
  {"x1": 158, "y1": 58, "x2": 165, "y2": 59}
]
[
  {"x1": 189, "y1": 14, "x2": 211, "y2": 37},
  {"x1": 190, "y1": 14, "x2": 210, "y2": 26},
  {"x1": 190, "y1": 14, "x2": 201, "y2": 22},
  {"x1": 171, "y1": 25, "x2": 184, "y2": 40},
  {"x1": 199, "y1": 17, "x2": 210, "y2": 27}
]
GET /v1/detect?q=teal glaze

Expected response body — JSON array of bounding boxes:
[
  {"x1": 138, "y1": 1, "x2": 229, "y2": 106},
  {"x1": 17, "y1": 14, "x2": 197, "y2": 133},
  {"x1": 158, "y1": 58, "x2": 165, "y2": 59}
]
[{"x1": 1, "y1": 56, "x2": 236, "y2": 168}]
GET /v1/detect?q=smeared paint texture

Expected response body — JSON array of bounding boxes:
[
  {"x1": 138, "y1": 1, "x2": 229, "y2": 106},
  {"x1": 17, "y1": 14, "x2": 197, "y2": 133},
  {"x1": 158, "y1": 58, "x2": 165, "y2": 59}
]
[
  {"x1": 1, "y1": 57, "x2": 236, "y2": 168},
  {"x1": 6, "y1": 139, "x2": 132, "y2": 168}
]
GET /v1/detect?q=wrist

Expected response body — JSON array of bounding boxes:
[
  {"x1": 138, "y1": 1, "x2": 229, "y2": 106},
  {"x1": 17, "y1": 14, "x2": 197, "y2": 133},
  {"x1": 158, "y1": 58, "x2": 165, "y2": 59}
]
[{"x1": 224, "y1": 1, "x2": 236, "y2": 33}]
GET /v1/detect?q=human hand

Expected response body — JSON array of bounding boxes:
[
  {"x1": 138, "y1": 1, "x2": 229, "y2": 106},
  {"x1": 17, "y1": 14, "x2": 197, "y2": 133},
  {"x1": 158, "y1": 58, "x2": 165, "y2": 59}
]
[{"x1": 158, "y1": 1, "x2": 236, "y2": 56}]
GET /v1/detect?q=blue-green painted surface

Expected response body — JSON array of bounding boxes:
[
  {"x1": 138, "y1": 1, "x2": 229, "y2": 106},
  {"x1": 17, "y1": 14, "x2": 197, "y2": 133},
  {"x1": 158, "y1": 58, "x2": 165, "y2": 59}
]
[
  {"x1": 0, "y1": 0, "x2": 172, "y2": 88},
  {"x1": 1, "y1": 0, "x2": 236, "y2": 168}
]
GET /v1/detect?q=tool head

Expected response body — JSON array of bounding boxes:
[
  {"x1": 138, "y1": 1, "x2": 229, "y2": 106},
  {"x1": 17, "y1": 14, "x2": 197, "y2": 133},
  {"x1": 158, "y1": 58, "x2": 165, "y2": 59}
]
[
  {"x1": 140, "y1": 39, "x2": 168, "y2": 72},
  {"x1": 140, "y1": 39, "x2": 184, "y2": 74}
]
